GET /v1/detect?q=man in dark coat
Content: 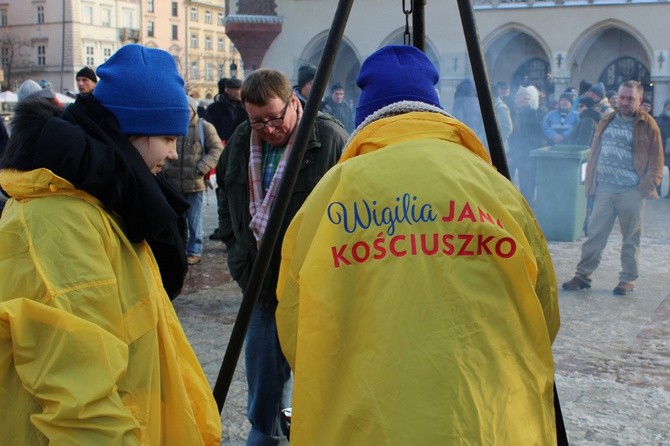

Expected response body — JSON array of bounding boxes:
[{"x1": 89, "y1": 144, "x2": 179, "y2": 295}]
[
  {"x1": 218, "y1": 68, "x2": 347, "y2": 445},
  {"x1": 205, "y1": 78, "x2": 246, "y2": 143},
  {"x1": 568, "y1": 96, "x2": 602, "y2": 147},
  {"x1": 320, "y1": 82, "x2": 354, "y2": 133},
  {"x1": 205, "y1": 78, "x2": 248, "y2": 240}
]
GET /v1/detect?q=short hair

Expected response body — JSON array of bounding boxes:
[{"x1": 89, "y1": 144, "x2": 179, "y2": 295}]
[
  {"x1": 241, "y1": 69, "x2": 292, "y2": 106},
  {"x1": 620, "y1": 80, "x2": 643, "y2": 96},
  {"x1": 0, "y1": 98, "x2": 63, "y2": 171}
]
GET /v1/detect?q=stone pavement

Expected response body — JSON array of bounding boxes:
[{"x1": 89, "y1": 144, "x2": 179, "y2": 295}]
[{"x1": 174, "y1": 188, "x2": 670, "y2": 445}]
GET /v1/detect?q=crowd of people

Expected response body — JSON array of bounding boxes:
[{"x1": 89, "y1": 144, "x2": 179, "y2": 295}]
[
  {"x1": 0, "y1": 40, "x2": 667, "y2": 445},
  {"x1": 488, "y1": 78, "x2": 665, "y2": 296}
]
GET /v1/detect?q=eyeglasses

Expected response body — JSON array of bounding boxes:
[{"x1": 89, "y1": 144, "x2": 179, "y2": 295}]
[{"x1": 248, "y1": 102, "x2": 290, "y2": 130}]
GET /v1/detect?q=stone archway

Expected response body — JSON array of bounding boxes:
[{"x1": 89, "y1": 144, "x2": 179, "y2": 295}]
[
  {"x1": 482, "y1": 25, "x2": 551, "y2": 99},
  {"x1": 300, "y1": 34, "x2": 361, "y2": 108},
  {"x1": 568, "y1": 23, "x2": 651, "y2": 93}
]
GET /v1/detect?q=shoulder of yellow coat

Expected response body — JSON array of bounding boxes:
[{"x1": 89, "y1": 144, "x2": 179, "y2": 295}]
[{"x1": 340, "y1": 112, "x2": 491, "y2": 165}]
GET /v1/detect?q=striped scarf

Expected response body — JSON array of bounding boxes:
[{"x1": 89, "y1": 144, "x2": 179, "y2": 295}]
[{"x1": 248, "y1": 100, "x2": 303, "y2": 246}]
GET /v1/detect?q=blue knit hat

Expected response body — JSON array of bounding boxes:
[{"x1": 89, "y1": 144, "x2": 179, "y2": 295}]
[
  {"x1": 355, "y1": 45, "x2": 441, "y2": 127},
  {"x1": 94, "y1": 44, "x2": 189, "y2": 136}
]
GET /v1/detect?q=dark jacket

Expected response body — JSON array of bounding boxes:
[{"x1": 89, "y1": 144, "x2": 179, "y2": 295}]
[
  {"x1": 219, "y1": 112, "x2": 347, "y2": 309},
  {"x1": 585, "y1": 110, "x2": 663, "y2": 199},
  {"x1": 5, "y1": 96, "x2": 190, "y2": 299},
  {"x1": 655, "y1": 112, "x2": 670, "y2": 165},
  {"x1": 508, "y1": 106, "x2": 544, "y2": 156},
  {"x1": 568, "y1": 107, "x2": 602, "y2": 147},
  {"x1": 205, "y1": 94, "x2": 247, "y2": 142},
  {"x1": 320, "y1": 99, "x2": 354, "y2": 133}
]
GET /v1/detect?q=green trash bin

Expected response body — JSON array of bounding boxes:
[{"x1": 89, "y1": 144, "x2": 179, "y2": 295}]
[{"x1": 530, "y1": 145, "x2": 590, "y2": 241}]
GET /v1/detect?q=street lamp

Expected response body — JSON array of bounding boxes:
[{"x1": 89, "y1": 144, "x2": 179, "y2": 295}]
[{"x1": 229, "y1": 62, "x2": 237, "y2": 79}]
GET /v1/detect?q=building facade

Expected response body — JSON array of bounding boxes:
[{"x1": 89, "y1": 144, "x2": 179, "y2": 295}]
[
  {"x1": 0, "y1": 0, "x2": 240, "y2": 99},
  {"x1": 224, "y1": 0, "x2": 670, "y2": 114},
  {"x1": 183, "y1": 0, "x2": 241, "y2": 99}
]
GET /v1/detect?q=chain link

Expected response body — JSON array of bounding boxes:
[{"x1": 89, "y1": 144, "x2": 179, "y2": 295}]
[{"x1": 402, "y1": 0, "x2": 413, "y2": 45}]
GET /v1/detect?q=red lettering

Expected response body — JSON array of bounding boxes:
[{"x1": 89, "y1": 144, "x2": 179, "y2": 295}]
[
  {"x1": 352, "y1": 241, "x2": 371, "y2": 263},
  {"x1": 457, "y1": 234, "x2": 475, "y2": 256},
  {"x1": 457, "y1": 202, "x2": 476, "y2": 222},
  {"x1": 442, "y1": 234, "x2": 454, "y2": 255},
  {"x1": 331, "y1": 245, "x2": 351, "y2": 267},
  {"x1": 390, "y1": 235, "x2": 407, "y2": 257},
  {"x1": 495, "y1": 237, "x2": 516, "y2": 258},
  {"x1": 420, "y1": 233, "x2": 439, "y2": 255},
  {"x1": 441, "y1": 200, "x2": 455, "y2": 222},
  {"x1": 409, "y1": 233, "x2": 417, "y2": 255},
  {"x1": 476, "y1": 235, "x2": 494, "y2": 255},
  {"x1": 478, "y1": 209, "x2": 494, "y2": 225},
  {"x1": 373, "y1": 235, "x2": 386, "y2": 260}
]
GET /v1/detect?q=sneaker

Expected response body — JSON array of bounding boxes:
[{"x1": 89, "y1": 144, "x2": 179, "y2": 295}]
[
  {"x1": 187, "y1": 255, "x2": 201, "y2": 265},
  {"x1": 562, "y1": 276, "x2": 591, "y2": 291},
  {"x1": 613, "y1": 281, "x2": 634, "y2": 296}
]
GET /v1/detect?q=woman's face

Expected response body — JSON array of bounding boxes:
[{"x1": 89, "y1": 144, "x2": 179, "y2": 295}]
[{"x1": 131, "y1": 136, "x2": 178, "y2": 174}]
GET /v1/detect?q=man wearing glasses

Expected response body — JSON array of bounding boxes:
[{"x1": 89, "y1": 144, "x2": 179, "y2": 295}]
[{"x1": 217, "y1": 68, "x2": 348, "y2": 445}]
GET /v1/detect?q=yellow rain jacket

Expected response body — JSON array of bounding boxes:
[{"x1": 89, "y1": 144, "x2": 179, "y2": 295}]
[
  {"x1": 0, "y1": 169, "x2": 221, "y2": 445},
  {"x1": 276, "y1": 112, "x2": 560, "y2": 445}
]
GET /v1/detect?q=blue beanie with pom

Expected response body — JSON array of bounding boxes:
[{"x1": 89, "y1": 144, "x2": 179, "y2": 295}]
[
  {"x1": 355, "y1": 45, "x2": 441, "y2": 127},
  {"x1": 94, "y1": 44, "x2": 189, "y2": 136}
]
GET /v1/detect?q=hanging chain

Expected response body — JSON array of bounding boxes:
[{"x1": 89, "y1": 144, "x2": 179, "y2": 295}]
[{"x1": 402, "y1": 0, "x2": 413, "y2": 45}]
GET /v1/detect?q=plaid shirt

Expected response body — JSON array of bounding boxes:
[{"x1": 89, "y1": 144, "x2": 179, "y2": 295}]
[{"x1": 261, "y1": 142, "x2": 286, "y2": 195}]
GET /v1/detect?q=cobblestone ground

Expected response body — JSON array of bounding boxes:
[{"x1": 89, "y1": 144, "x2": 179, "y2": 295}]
[{"x1": 174, "y1": 187, "x2": 670, "y2": 445}]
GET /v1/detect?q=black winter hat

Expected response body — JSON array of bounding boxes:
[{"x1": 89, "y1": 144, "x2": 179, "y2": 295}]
[
  {"x1": 225, "y1": 78, "x2": 242, "y2": 89},
  {"x1": 297, "y1": 64, "x2": 316, "y2": 90},
  {"x1": 76, "y1": 66, "x2": 97, "y2": 83},
  {"x1": 217, "y1": 78, "x2": 228, "y2": 94}
]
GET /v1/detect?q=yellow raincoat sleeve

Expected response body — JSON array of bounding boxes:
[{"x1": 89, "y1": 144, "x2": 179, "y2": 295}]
[
  {"x1": 277, "y1": 168, "x2": 344, "y2": 369},
  {"x1": 0, "y1": 298, "x2": 141, "y2": 445},
  {"x1": 522, "y1": 208, "x2": 560, "y2": 343}
]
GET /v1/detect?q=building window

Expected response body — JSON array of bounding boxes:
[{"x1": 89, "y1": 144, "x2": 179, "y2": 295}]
[
  {"x1": 1, "y1": 46, "x2": 9, "y2": 68},
  {"x1": 204, "y1": 10, "x2": 211, "y2": 24},
  {"x1": 190, "y1": 7, "x2": 197, "y2": 21},
  {"x1": 82, "y1": 5, "x2": 93, "y2": 24},
  {"x1": 218, "y1": 12, "x2": 224, "y2": 25},
  {"x1": 171, "y1": 2, "x2": 178, "y2": 17},
  {"x1": 205, "y1": 36, "x2": 212, "y2": 50},
  {"x1": 205, "y1": 62, "x2": 213, "y2": 81},
  {"x1": 85, "y1": 45, "x2": 94, "y2": 66},
  {"x1": 103, "y1": 47, "x2": 112, "y2": 62},
  {"x1": 190, "y1": 61, "x2": 198, "y2": 79},
  {"x1": 171, "y1": 25, "x2": 178, "y2": 40},
  {"x1": 217, "y1": 38, "x2": 224, "y2": 52},
  {"x1": 102, "y1": 8, "x2": 111, "y2": 26},
  {"x1": 147, "y1": 21, "x2": 154, "y2": 37},
  {"x1": 1, "y1": 8, "x2": 8, "y2": 27},
  {"x1": 190, "y1": 34, "x2": 198, "y2": 49},
  {"x1": 147, "y1": 0, "x2": 154, "y2": 13},
  {"x1": 36, "y1": 45, "x2": 46, "y2": 65},
  {"x1": 37, "y1": 5, "x2": 45, "y2": 24},
  {"x1": 218, "y1": 64, "x2": 224, "y2": 79}
]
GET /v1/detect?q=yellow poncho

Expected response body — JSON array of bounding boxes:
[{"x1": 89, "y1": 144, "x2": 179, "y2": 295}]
[
  {"x1": 0, "y1": 169, "x2": 221, "y2": 445},
  {"x1": 277, "y1": 112, "x2": 559, "y2": 445}
]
